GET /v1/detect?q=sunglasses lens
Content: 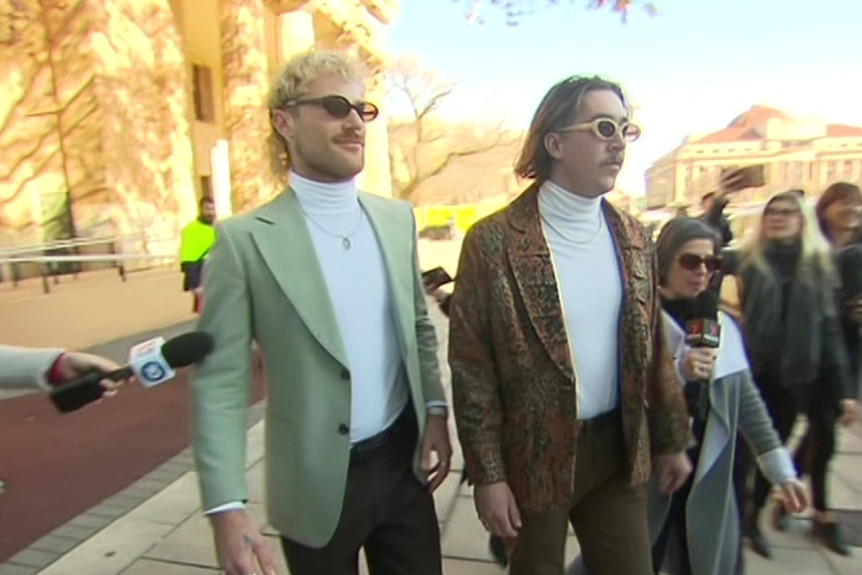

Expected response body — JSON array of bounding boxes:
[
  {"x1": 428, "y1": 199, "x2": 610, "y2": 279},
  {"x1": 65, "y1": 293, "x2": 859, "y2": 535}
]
[
  {"x1": 596, "y1": 120, "x2": 617, "y2": 139},
  {"x1": 360, "y1": 102, "x2": 380, "y2": 122},
  {"x1": 622, "y1": 123, "x2": 641, "y2": 142},
  {"x1": 321, "y1": 96, "x2": 353, "y2": 118},
  {"x1": 678, "y1": 254, "x2": 719, "y2": 272}
]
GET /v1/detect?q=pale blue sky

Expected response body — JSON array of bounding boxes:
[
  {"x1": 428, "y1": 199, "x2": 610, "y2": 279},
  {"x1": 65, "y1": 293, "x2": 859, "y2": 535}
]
[{"x1": 386, "y1": 0, "x2": 862, "y2": 195}]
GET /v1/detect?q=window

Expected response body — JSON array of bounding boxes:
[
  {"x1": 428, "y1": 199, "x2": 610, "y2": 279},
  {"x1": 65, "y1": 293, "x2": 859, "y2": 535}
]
[{"x1": 192, "y1": 65, "x2": 215, "y2": 123}]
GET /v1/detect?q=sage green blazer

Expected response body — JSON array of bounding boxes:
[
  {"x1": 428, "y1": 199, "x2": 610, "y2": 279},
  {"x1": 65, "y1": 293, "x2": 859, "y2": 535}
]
[{"x1": 190, "y1": 189, "x2": 445, "y2": 547}]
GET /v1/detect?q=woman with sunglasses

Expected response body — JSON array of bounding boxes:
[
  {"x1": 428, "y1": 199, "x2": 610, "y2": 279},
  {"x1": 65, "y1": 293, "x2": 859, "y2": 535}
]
[
  {"x1": 772, "y1": 182, "x2": 862, "y2": 556},
  {"x1": 725, "y1": 190, "x2": 858, "y2": 560},
  {"x1": 568, "y1": 216, "x2": 806, "y2": 575}
]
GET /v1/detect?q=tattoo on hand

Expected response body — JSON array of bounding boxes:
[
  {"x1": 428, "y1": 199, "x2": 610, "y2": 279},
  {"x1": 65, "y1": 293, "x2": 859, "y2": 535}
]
[{"x1": 243, "y1": 533, "x2": 255, "y2": 548}]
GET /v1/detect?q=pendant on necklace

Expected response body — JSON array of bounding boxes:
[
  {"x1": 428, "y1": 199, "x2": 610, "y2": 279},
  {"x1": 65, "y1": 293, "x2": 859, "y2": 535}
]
[{"x1": 342, "y1": 237, "x2": 351, "y2": 250}]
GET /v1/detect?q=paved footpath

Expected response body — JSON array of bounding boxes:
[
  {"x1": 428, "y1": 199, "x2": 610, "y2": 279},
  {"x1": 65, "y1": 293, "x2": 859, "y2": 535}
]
[{"x1": 2, "y1": 309, "x2": 861, "y2": 575}]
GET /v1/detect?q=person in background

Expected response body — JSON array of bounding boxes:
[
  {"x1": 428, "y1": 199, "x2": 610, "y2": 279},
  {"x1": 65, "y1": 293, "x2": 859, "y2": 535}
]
[
  {"x1": 180, "y1": 196, "x2": 217, "y2": 313},
  {"x1": 0, "y1": 345, "x2": 122, "y2": 393},
  {"x1": 724, "y1": 190, "x2": 858, "y2": 559},
  {"x1": 775, "y1": 181, "x2": 862, "y2": 556}
]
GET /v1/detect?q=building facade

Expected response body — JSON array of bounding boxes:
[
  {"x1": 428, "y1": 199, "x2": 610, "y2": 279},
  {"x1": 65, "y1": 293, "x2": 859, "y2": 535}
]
[
  {"x1": 0, "y1": 0, "x2": 396, "y2": 250},
  {"x1": 645, "y1": 105, "x2": 862, "y2": 209}
]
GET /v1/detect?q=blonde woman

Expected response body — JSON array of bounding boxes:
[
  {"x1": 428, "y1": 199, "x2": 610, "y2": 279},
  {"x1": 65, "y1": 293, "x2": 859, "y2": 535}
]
[{"x1": 727, "y1": 190, "x2": 858, "y2": 559}]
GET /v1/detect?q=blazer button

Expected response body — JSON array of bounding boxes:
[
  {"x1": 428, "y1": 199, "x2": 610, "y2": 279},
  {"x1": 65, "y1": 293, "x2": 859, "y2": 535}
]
[
  {"x1": 338, "y1": 424, "x2": 349, "y2": 435},
  {"x1": 340, "y1": 369, "x2": 350, "y2": 381}
]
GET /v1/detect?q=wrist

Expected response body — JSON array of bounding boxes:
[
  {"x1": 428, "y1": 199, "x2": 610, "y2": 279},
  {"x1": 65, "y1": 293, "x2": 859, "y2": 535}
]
[{"x1": 47, "y1": 353, "x2": 68, "y2": 385}]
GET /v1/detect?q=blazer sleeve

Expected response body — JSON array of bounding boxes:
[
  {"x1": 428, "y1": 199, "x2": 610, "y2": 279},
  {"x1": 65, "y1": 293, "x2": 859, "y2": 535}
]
[
  {"x1": 0, "y1": 345, "x2": 64, "y2": 391},
  {"x1": 448, "y1": 226, "x2": 506, "y2": 485},
  {"x1": 409, "y1": 209, "x2": 446, "y2": 406},
  {"x1": 190, "y1": 222, "x2": 254, "y2": 510}
]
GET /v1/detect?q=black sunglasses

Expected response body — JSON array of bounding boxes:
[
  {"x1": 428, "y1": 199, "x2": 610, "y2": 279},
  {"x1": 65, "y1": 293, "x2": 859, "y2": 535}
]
[
  {"x1": 286, "y1": 95, "x2": 379, "y2": 122},
  {"x1": 677, "y1": 253, "x2": 722, "y2": 273}
]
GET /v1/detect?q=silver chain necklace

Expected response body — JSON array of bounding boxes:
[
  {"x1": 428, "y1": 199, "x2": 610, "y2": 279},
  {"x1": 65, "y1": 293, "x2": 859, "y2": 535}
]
[{"x1": 303, "y1": 208, "x2": 364, "y2": 250}]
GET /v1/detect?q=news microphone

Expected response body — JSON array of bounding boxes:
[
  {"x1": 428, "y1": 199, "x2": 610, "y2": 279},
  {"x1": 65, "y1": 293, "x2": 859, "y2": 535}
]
[
  {"x1": 683, "y1": 290, "x2": 721, "y2": 421},
  {"x1": 49, "y1": 331, "x2": 214, "y2": 413},
  {"x1": 684, "y1": 290, "x2": 721, "y2": 349}
]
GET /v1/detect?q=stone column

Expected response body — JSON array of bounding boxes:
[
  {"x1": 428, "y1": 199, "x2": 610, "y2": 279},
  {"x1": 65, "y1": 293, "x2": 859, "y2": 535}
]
[
  {"x1": 279, "y1": 10, "x2": 315, "y2": 62},
  {"x1": 221, "y1": 0, "x2": 272, "y2": 213},
  {"x1": 357, "y1": 72, "x2": 393, "y2": 197}
]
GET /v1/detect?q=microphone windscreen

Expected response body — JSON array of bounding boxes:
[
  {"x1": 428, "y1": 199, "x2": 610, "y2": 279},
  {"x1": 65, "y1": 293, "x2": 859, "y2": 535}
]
[
  {"x1": 691, "y1": 289, "x2": 719, "y2": 320},
  {"x1": 161, "y1": 332, "x2": 214, "y2": 368}
]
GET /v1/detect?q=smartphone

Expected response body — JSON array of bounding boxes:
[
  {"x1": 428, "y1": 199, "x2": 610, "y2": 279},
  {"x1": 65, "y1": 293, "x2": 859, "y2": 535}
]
[
  {"x1": 421, "y1": 266, "x2": 454, "y2": 291},
  {"x1": 721, "y1": 165, "x2": 766, "y2": 192}
]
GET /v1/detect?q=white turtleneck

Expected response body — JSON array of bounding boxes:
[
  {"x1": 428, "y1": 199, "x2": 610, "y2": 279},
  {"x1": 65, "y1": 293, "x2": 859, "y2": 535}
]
[
  {"x1": 289, "y1": 170, "x2": 409, "y2": 442},
  {"x1": 538, "y1": 179, "x2": 622, "y2": 420}
]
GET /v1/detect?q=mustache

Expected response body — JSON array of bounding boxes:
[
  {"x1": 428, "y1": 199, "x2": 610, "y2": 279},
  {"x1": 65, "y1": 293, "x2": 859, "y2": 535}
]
[
  {"x1": 334, "y1": 133, "x2": 364, "y2": 146},
  {"x1": 602, "y1": 156, "x2": 624, "y2": 166}
]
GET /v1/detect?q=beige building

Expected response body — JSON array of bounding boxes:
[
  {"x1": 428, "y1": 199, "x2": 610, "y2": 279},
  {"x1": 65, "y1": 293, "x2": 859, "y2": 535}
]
[
  {"x1": 645, "y1": 105, "x2": 862, "y2": 209},
  {"x1": 0, "y1": 0, "x2": 396, "y2": 250}
]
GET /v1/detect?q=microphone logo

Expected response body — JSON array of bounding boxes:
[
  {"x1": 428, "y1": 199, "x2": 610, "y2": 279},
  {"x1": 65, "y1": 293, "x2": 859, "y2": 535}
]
[
  {"x1": 129, "y1": 337, "x2": 177, "y2": 388},
  {"x1": 140, "y1": 362, "x2": 168, "y2": 383}
]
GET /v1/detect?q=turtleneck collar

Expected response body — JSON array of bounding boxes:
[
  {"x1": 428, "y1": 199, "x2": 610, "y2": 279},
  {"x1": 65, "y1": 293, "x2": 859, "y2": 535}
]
[
  {"x1": 538, "y1": 179, "x2": 604, "y2": 238},
  {"x1": 289, "y1": 169, "x2": 359, "y2": 218}
]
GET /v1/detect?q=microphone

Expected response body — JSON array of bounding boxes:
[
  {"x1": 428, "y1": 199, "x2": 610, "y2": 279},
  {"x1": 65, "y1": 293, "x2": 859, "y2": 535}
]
[
  {"x1": 49, "y1": 331, "x2": 214, "y2": 413},
  {"x1": 685, "y1": 290, "x2": 721, "y2": 349},
  {"x1": 683, "y1": 290, "x2": 721, "y2": 421}
]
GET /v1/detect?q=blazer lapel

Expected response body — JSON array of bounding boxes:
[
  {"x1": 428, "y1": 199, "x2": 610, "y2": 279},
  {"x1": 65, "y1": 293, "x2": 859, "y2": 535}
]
[
  {"x1": 506, "y1": 186, "x2": 575, "y2": 382},
  {"x1": 250, "y1": 190, "x2": 349, "y2": 367}
]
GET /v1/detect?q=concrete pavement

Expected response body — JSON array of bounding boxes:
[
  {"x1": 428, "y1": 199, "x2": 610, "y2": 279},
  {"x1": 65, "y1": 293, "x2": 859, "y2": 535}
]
[{"x1": 2, "y1": 309, "x2": 861, "y2": 575}]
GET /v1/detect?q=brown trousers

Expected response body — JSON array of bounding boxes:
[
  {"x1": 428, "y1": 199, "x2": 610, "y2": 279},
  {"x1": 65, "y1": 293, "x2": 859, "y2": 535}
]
[
  {"x1": 280, "y1": 408, "x2": 442, "y2": 575},
  {"x1": 509, "y1": 410, "x2": 653, "y2": 575}
]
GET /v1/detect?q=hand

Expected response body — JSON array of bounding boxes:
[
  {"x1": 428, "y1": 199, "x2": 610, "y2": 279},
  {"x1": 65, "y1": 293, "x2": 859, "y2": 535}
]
[
  {"x1": 718, "y1": 169, "x2": 747, "y2": 195},
  {"x1": 845, "y1": 299, "x2": 862, "y2": 325},
  {"x1": 474, "y1": 482, "x2": 522, "y2": 538},
  {"x1": 193, "y1": 286, "x2": 204, "y2": 297},
  {"x1": 209, "y1": 509, "x2": 277, "y2": 575},
  {"x1": 56, "y1": 352, "x2": 126, "y2": 395},
  {"x1": 839, "y1": 399, "x2": 859, "y2": 427},
  {"x1": 776, "y1": 478, "x2": 808, "y2": 514},
  {"x1": 680, "y1": 348, "x2": 717, "y2": 381},
  {"x1": 653, "y1": 452, "x2": 693, "y2": 495},
  {"x1": 421, "y1": 414, "x2": 452, "y2": 491}
]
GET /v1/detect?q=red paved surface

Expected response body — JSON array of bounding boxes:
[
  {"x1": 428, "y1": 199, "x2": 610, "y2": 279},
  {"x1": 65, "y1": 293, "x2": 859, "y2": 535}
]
[{"x1": 0, "y1": 363, "x2": 266, "y2": 561}]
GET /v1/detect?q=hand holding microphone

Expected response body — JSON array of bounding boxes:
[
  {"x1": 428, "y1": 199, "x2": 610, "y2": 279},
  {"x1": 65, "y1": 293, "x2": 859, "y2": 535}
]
[
  {"x1": 681, "y1": 290, "x2": 722, "y2": 421},
  {"x1": 49, "y1": 331, "x2": 214, "y2": 413}
]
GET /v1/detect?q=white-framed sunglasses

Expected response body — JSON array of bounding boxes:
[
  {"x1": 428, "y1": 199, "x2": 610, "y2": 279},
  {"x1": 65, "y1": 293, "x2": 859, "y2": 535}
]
[{"x1": 558, "y1": 118, "x2": 642, "y2": 142}]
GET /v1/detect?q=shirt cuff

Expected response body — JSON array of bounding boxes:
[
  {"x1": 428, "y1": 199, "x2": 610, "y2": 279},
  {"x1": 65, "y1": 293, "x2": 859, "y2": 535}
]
[
  {"x1": 204, "y1": 501, "x2": 245, "y2": 515},
  {"x1": 756, "y1": 448, "x2": 797, "y2": 485},
  {"x1": 425, "y1": 400, "x2": 448, "y2": 409}
]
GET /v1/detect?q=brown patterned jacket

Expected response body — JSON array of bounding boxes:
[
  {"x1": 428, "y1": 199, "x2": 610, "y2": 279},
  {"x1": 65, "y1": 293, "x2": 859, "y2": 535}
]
[{"x1": 448, "y1": 184, "x2": 692, "y2": 512}]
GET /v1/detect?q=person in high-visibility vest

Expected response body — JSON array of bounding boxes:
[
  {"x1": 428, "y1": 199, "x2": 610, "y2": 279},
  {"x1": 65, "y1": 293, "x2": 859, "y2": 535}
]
[{"x1": 180, "y1": 196, "x2": 216, "y2": 313}]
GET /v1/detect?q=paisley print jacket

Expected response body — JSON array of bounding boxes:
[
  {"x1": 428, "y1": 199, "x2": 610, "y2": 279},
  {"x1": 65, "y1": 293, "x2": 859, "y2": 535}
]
[{"x1": 448, "y1": 184, "x2": 692, "y2": 512}]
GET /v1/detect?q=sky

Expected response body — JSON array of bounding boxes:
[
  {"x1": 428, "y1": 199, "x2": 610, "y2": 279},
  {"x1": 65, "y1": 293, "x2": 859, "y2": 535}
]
[{"x1": 385, "y1": 0, "x2": 862, "y2": 196}]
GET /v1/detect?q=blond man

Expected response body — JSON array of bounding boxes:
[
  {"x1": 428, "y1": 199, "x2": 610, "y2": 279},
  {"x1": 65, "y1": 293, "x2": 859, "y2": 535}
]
[{"x1": 190, "y1": 50, "x2": 450, "y2": 575}]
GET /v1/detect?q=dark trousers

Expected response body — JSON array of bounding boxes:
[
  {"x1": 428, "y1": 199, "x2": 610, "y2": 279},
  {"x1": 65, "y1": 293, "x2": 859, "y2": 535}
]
[
  {"x1": 509, "y1": 410, "x2": 652, "y2": 575},
  {"x1": 792, "y1": 394, "x2": 838, "y2": 512},
  {"x1": 280, "y1": 410, "x2": 441, "y2": 575}
]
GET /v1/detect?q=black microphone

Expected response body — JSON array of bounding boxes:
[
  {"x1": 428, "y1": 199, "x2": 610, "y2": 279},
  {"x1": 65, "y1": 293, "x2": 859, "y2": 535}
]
[
  {"x1": 49, "y1": 331, "x2": 214, "y2": 414},
  {"x1": 683, "y1": 291, "x2": 721, "y2": 421}
]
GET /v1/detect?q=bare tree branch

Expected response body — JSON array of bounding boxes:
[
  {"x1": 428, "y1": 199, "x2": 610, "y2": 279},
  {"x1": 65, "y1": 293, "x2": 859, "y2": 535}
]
[
  {"x1": 385, "y1": 57, "x2": 517, "y2": 203},
  {"x1": 454, "y1": 0, "x2": 659, "y2": 26}
]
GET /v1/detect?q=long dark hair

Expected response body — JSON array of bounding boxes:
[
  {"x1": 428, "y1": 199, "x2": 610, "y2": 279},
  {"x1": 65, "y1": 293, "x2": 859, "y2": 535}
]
[
  {"x1": 514, "y1": 76, "x2": 628, "y2": 183},
  {"x1": 816, "y1": 181, "x2": 862, "y2": 242}
]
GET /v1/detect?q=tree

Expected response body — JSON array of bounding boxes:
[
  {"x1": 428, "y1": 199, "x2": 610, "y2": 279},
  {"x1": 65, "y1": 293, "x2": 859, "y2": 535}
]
[
  {"x1": 386, "y1": 56, "x2": 518, "y2": 203},
  {"x1": 455, "y1": 0, "x2": 659, "y2": 26}
]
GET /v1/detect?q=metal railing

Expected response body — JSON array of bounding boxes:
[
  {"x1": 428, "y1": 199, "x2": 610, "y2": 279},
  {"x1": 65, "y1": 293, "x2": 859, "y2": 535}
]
[
  {"x1": 0, "y1": 252, "x2": 177, "y2": 295},
  {"x1": 0, "y1": 233, "x2": 177, "y2": 291}
]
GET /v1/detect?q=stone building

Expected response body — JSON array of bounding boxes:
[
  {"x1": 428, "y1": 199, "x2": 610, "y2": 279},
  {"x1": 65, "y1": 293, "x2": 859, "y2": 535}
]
[
  {"x1": 645, "y1": 105, "x2": 862, "y2": 209},
  {"x1": 0, "y1": 0, "x2": 396, "y2": 250}
]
